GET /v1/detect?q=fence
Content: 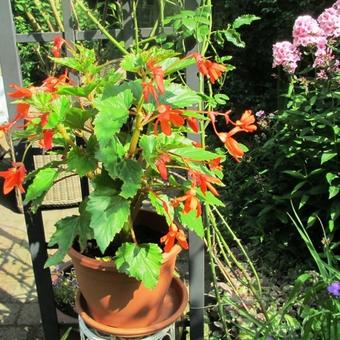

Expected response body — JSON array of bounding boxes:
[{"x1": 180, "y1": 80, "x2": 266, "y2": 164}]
[{"x1": 0, "y1": 1, "x2": 205, "y2": 339}]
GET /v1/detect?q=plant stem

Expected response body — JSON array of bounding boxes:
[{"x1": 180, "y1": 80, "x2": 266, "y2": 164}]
[
  {"x1": 57, "y1": 124, "x2": 76, "y2": 148},
  {"x1": 158, "y1": 0, "x2": 165, "y2": 32},
  {"x1": 33, "y1": 0, "x2": 56, "y2": 32},
  {"x1": 206, "y1": 216, "x2": 231, "y2": 338},
  {"x1": 142, "y1": 19, "x2": 159, "y2": 50},
  {"x1": 132, "y1": 0, "x2": 140, "y2": 53},
  {"x1": 48, "y1": 0, "x2": 64, "y2": 32},
  {"x1": 128, "y1": 96, "x2": 144, "y2": 157},
  {"x1": 75, "y1": 0, "x2": 129, "y2": 55}
]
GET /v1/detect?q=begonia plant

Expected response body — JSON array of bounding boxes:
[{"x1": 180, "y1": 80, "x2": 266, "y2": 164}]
[{"x1": 0, "y1": 4, "x2": 257, "y2": 289}]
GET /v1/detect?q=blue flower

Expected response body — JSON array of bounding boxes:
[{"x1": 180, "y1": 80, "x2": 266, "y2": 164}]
[{"x1": 327, "y1": 281, "x2": 340, "y2": 297}]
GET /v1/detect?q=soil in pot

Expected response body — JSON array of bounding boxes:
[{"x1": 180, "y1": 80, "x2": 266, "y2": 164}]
[{"x1": 69, "y1": 210, "x2": 182, "y2": 328}]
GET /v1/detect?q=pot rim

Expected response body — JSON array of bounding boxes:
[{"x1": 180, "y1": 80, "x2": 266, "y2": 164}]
[{"x1": 68, "y1": 243, "x2": 181, "y2": 271}]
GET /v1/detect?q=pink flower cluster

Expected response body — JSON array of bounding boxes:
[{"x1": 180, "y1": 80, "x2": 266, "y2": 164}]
[
  {"x1": 318, "y1": 7, "x2": 340, "y2": 38},
  {"x1": 272, "y1": 41, "x2": 300, "y2": 74},
  {"x1": 293, "y1": 15, "x2": 326, "y2": 47},
  {"x1": 273, "y1": 1, "x2": 339, "y2": 74}
]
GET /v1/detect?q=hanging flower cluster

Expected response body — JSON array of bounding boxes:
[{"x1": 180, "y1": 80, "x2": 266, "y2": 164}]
[{"x1": 273, "y1": 1, "x2": 340, "y2": 74}]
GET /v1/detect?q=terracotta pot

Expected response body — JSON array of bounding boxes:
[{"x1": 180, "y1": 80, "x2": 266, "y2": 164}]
[{"x1": 68, "y1": 210, "x2": 181, "y2": 328}]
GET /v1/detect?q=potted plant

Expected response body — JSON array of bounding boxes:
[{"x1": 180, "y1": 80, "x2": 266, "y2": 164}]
[
  {"x1": 0, "y1": 2, "x2": 257, "y2": 331},
  {"x1": 52, "y1": 262, "x2": 79, "y2": 324}
]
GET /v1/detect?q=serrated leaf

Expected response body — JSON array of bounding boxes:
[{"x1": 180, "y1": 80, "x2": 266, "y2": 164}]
[
  {"x1": 179, "y1": 210, "x2": 204, "y2": 237},
  {"x1": 45, "y1": 215, "x2": 82, "y2": 267},
  {"x1": 140, "y1": 135, "x2": 157, "y2": 165},
  {"x1": 115, "y1": 243, "x2": 162, "y2": 289},
  {"x1": 171, "y1": 146, "x2": 218, "y2": 161},
  {"x1": 118, "y1": 159, "x2": 143, "y2": 199},
  {"x1": 148, "y1": 192, "x2": 174, "y2": 225},
  {"x1": 197, "y1": 189, "x2": 224, "y2": 206},
  {"x1": 67, "y1": 148, "x2": 97, "y2": 177},
  {"x1": 24, "y1": 168, "x2": 59, "y2": 205},
  {"x1": 161, "y1": 83, "x2": 201, "y2": 107},
  {"x1": 45, "y1": 97, "x2": 71, "y2": 128},
  {"x1": 321, "y1": 152, "x2": 337, "y2": 164},
  {"x1": 86, "y1": 192, "x2": 130, "y2": 253},
  {"x1": 64, "y1": 108, "x2": 94, "y2": 129},
  {"x1": 94, "y1": 89, "x2": 133, "y2": 144},
  {"x1": 220, "y1": 28, "x2": 245, "y2": 48},
  {"x1": 57, "y1": 82, "x2": 99, "y2": 97},
  {"x1": 232, "y1": 15, "x2": 260, "y2": 29}
]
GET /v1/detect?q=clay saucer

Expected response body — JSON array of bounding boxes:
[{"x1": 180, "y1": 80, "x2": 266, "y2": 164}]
[{"x1": 75, "y1": 277, "x2": 188, "y2": 338}]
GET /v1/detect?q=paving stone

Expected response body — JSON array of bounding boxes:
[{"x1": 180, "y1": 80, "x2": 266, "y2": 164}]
[
  {"x1": 0, "y1": 326, "x2": 29, "y2": 340},
  {"x1": 0, "y1": 302, "x2": 20, "y2": 325},
  {"x1": 17, "y1": 303, "x2": 41, "y2": 325}
]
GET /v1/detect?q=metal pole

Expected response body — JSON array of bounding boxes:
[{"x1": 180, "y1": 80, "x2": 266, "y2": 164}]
[
  {"x1": 0, "y1": 0, "x2": 23, "y2": 122},
  {"x1": 185, "y1": 0, "x2": 205, "y2": 338}
]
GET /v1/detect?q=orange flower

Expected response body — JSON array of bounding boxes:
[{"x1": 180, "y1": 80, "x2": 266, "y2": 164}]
[
  {"x1": 142, "y1": 81, "x2": 158, "y2": 103},
  {"x1": 192, "y1": 53, "x2": 226, "y2": 84},
  {"x1": 0, "y1": 103, "x2": 30, "y2": 133},
  {"x1": 40, "y1": 130, "x2": 54, "y2": 150},
  {"x1": 154, "y1": 104, "x2": 185, "y2": 136},
  {"x1": 51, "y1": 36, "x2": 65, "y2": 58},
  {"x1": 218, "y1": 133, "x2": 244, "y2": 162},
  {"x1": 0, "y1": 162, "x2": 26, "y2": 194},
  {"x1": 147, "y1": 60, "x2": 165, "y2": 94},
  {"x1": 8, "y1": 83, "x2": 32, "y2": 99},
  {"x1": 156, "y1": 153, "x2": 171, "y2": 180},
  {"x1": 42, "y1": 72, "x2": 69, "y2": 93},
  {"x1": 208, "y1": 157, "x2": 223, "y2": 171},
  {"x1": 160, "y1": 223, "x2": 189, "y2": 253},
  {"x1": 187, "y1": 117, "x2": 199, "y2": 133},
  {"x1": 228, "y1": 110, "x2": 257, "y2": 136},
  {"x1": 172, "y1": 189, "x2": 202, "y2": 217},
  {"x1": 188, "y1": 170, "x2": 221, "y2": 196}
]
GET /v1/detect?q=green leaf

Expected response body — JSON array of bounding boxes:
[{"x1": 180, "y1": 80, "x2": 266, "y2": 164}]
[
  {"x1": 282, "y1": 170, "x2": 306, "y2": 179},
  {"x1": 164, "y1": 57, "x2": 196, "y2": 75},
  {"x1": 64, "y1": 108, "x2": 94, "y2": 129},
  {"x1": 45, "y1": 97, "x2": 71, "y2": 128},
  {"x1": 197, "y1": 190, "x2": 224, "y2": 206},
  {"x1": 326, "y1": 172, "x2": 337, "y2": 185},
  {"x1": 140, "y1": 135, "x2": 157, "y2": 165},
  {"x1": 24, "y1": 168, "x2": 59, "y2": 205},
  {"x1": 232, "y1": 15, "x2": 260, "y2": 29},
  {"x1": 67, "y1": 148, "x2": 97, "y2": 177},
  {"x1": 57, "y1": 82, "x2": 99, "y2": 97},
  {"x1": 179, "y1": 210, "x2": 204, "y2": 238},
  {"x1": 96, "y1": 137, "x2": 125, "y2": 179},
  {"x1": 321, "y1": 151, "x2": 337, "y2": 164},
  {"x1": 171, "y1": 146, "x2": 218, "y2": 161},
  {"x1": 120, "y1": 53, "x2": 144, "y2": 72},
  {"x1": 148, "y1": 192, "x2": 174, "y2": 225},
  {"x1": 45, "y1": 216, "x2": 80, "y2": 267},
  {"x1": 115, "y1": 243, "x2": 162, "y2": 289},
  {"x1": 219, "y1": 28, "x2": 245, "y2": 48},
  {"x1": 94, "y1": 89, "x2": 133, "y2": 144},
  {"x1": 329, "y1": 186, "x2": 339, "y2": 199},
  {"x1": 118, "y1": 159, "x2": 143, "y2": 199},
  {"x1": 86, "y1": 192, "x2": 130, "y2": 253},
  {"x1": 161, "y1": 83, "x2": 201, "y2": 107}
]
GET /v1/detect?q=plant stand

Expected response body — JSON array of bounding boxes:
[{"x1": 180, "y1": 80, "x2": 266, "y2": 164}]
[{"x1": 79, "y1": 316, "x2": 175, "y2": 340}]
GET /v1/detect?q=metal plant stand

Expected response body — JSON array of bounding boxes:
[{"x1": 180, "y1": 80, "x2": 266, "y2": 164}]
[{"x1": 79, "y1": 316, "x2": 176, "y2": 340}]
